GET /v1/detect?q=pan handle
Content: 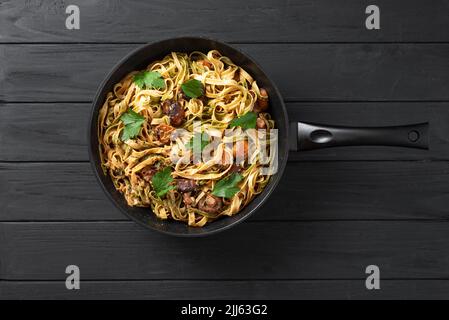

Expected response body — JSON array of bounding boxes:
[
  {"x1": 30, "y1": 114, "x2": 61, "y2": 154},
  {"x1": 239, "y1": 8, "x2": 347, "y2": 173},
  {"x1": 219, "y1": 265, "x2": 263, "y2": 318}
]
[{"x1": 289, "y1": 122, "x2": 429, "y2": 151}]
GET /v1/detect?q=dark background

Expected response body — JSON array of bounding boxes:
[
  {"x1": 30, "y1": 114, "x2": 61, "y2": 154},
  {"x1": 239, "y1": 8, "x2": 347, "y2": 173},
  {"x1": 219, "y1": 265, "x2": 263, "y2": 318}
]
[{"x1": 1, "y1": 0, "x2": 449, "y2": 299}]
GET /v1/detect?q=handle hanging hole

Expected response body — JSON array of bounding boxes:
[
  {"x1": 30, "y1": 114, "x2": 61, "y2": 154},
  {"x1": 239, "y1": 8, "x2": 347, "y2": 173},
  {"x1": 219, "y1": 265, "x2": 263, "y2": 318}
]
[{"x1": 408, "y1": 130, "x2": 420, "y2": 142}]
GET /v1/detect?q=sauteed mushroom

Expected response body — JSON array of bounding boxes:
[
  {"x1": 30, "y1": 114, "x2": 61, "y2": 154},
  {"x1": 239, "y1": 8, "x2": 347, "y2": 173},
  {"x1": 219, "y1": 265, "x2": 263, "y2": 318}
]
[
  {"x1": 162, "y1": 100, "x2": 185, "y2": 126},
  {"x1": 198, "y1": 194, "x2": 223, "y2": 214},
  {"x1": 177, "y1": 179, "x2": 198, "y2": 193}
]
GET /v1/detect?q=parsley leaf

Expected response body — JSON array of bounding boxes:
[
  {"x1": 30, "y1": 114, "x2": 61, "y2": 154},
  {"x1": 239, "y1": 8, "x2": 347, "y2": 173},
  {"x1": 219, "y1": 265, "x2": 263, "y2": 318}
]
[
  {"x1": 152, "y1": 167, "x2": 175, "y2": 197},
  {"x1": 212, "y1": 173, "x2": 243, "y2": 198},
  {"x1": 181, "y1": 79, "x2": 203, "y2": 98},
  {"x1": 120, "y1": 109, "x2": 145, "y2": 141},
  {"x1": 229, "y1": 111, "x2": 257, "y2": 130},
  {"x1": 133, "y1": 71, "x2": 165, "y2": 90},
  {"x1": 185, "y1": 132, "x2": 210, "y2": 151}
]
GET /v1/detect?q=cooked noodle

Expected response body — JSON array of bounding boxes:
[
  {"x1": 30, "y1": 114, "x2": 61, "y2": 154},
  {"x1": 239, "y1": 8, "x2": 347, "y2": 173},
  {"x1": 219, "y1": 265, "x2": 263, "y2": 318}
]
[{"x1": 98, "y1": 50, "x2": 275, "y2": 226}]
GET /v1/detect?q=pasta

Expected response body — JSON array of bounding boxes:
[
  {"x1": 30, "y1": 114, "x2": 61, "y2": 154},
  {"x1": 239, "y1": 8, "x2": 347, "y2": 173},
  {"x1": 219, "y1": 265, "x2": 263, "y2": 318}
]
[{"x1": 97, "y1": 50, "x2": 276, "y2": 226}]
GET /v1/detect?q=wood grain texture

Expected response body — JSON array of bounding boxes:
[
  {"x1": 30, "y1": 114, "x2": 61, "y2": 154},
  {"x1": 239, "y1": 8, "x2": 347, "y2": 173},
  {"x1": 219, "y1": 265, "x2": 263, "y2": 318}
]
[
  {"x1": 2, "y1": 44, "x2": 449, "y2": 102},
  {"x1": 0, "y1": 102, "x2": 447, "y2": 161},
  {"x1": 1, "y1": 280, "x2": 448, "y2": 299},
  {"x1": 2, "y1": 161, "x2": 449, "y2": 222},
  {"x1": 1, "y1": 0, "x2": 449, "y2": 43},
  {"x1": 2, "y1": 0, "x2": 449, "y2": 299},
  {"x1": 0, "y1": 103, "x2": 89, "y2": 161},
  {"x1": 1, "y1": 221, "x2": 449, "y2": 280}
]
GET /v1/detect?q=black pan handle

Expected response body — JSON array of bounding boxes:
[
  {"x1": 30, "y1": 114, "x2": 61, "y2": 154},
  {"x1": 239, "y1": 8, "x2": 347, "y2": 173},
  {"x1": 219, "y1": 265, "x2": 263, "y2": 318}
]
[{"x1": 289, "y1": 122, "x2": 429, "y2": 151}]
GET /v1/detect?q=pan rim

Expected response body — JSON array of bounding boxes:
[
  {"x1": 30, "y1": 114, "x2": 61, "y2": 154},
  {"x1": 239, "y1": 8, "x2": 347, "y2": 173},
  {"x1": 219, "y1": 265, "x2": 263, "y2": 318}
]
[{"x1": 88, "y1": 36, "x2": 289, "y2": 236}]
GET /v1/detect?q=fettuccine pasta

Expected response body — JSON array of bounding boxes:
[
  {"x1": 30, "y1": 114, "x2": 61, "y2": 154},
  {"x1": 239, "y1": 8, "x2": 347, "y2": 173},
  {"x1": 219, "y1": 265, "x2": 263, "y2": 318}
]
[{"x1": 98, "y1": 50, "x2": 275, "y2": 226}]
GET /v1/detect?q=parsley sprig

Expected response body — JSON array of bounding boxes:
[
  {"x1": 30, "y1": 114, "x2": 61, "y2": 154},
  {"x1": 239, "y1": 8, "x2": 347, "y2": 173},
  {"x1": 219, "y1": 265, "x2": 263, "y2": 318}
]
[
  {"x1": 152, "y1": 167, "x2": 175, "y2": 197},
  {"x1": 212, "y1": 173, "x2": 243, "y2": 198},
  {"x1": 181, "y1": 79, "x2": 203, "y2": 98},
  {"x1": 133, "y1": 71, "x2": 165, "y2": 90},
  {"x1": 229, "y1": 111, "x2": 257, "y2": 130},
  {"x1": 120, "y1": 109, "x2": 145, "y2": 141}
]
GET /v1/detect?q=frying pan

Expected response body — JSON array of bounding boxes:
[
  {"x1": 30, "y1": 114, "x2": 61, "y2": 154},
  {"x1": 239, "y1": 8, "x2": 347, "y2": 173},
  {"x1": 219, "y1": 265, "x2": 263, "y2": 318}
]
[{"x1": 89, "y1": 37, "x2": 428, "y2": 236}]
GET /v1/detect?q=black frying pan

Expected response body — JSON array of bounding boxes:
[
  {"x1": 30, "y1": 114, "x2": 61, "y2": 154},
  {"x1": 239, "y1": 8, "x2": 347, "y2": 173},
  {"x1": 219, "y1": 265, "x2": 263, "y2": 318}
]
[{"x1": 89, "y1": 37, "x2": 428, "y2": 237}]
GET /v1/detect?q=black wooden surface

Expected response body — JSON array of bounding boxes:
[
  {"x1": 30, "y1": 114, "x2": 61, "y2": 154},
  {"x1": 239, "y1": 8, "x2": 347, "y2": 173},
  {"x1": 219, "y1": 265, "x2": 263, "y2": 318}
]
[
  {"x1": 1, "y1": 0, "x2": 449, "y2": 299},
  {"x1": 2, "y1": 44, "x2": 449, "y2": 102}
]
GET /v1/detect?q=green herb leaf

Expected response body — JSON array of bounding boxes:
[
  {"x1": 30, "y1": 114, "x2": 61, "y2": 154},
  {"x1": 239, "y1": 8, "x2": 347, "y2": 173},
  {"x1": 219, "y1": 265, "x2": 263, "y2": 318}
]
[
  {"x1": 133, "y1": 71, "x2": 165, "y2": 90},
  {"x1": 185, "y1": 132, "x2": 210, "y2": 151},
  {"x1": 152, "y1": 167, "x2": 175, "y2": 197},
  {"x1": 229, "y1": 111, "x2": 257, "y2": 130},
  {"x1": 212, "y1": 173, "x2": 243, "y2": 198},
  {"x1": 181, "y1": 79, "x2": 203, "y2": 98},
  {"x1": 120, "y1": 109, "x2": 145, "y2": 141}
]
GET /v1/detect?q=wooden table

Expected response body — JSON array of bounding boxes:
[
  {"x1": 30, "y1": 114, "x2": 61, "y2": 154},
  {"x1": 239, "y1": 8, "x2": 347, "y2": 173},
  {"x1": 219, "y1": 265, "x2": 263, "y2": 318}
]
[{"x1": 1, "y1": 0, "x2": 449, "y2": 299}]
